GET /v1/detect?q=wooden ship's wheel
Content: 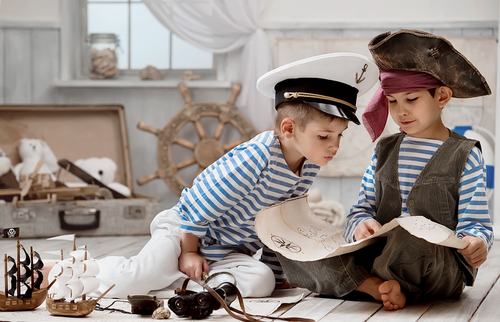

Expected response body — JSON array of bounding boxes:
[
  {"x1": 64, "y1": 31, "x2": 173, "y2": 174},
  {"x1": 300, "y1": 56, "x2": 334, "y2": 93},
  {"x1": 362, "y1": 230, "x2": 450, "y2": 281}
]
[{"x1": 137, "y1": 82, "x2": 257, "y2": 196}]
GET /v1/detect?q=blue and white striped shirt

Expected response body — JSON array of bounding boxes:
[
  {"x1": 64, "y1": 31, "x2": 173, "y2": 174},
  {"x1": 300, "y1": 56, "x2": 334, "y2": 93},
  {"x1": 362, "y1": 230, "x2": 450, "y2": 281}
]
[
  {"x1": 173, "y1": 131, "x2": 320, "y2": 283},
  {"x1": 345, "y1": 136, "x2": 493, "y2": 250}
]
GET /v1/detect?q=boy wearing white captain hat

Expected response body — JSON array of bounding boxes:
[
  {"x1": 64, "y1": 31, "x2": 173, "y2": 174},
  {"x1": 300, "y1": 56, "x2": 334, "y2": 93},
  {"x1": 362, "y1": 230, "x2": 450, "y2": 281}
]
[{"x1": 257, "y1": 52, "x2": 378, "y2": 172}]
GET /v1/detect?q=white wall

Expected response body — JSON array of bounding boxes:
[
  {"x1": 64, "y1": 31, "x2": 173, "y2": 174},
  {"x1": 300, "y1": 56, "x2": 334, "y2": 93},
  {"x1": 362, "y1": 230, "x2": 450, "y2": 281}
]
[
  {"x1": 261, "y1": 0, "x2": 498, "y2": 25},
  {"x1": 1, "y1": 0, "x2": 497, "y2": 25},
  {"x1": 0, "y1": 0, "x2": 59, "y2": 23}
]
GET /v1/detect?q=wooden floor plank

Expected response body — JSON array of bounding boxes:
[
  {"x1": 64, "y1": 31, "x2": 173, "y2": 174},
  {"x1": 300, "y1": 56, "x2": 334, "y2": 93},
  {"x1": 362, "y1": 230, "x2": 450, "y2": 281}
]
[
  {"x1": 279, "y1": 294, "x2": 343, "y2": 321},
  {"x1": 368, "y1": 302, "x2": 432, "y2": 322},
  {"x1": 469, "y1": 274, "x2": 500, "y2": 322},
  {"x1": 321, "y1": 300, "x2": 382, "y2": 322},
  {"x1": 80, "y1": 235, "x2": 150, "y2": 258}
]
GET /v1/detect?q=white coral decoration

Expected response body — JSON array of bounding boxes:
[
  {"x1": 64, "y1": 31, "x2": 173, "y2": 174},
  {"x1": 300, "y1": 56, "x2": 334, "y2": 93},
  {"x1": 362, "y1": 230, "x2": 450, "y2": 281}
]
[{"x1": 152, "y1": 307, "x2": 171, "y2": 319}]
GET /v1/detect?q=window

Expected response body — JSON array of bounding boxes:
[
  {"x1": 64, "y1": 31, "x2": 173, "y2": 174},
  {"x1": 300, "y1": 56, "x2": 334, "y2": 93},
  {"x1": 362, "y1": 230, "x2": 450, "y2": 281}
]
[{"x1": 86, "y1": 0, "x2": 214, "y2": 76}]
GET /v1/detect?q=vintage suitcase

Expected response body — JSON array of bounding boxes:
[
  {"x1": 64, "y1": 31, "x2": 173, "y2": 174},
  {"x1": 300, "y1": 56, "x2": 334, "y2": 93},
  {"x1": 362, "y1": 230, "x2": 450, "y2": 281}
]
[{"x1": 0, "y1": 105, "x2": 162, "y2": 237}]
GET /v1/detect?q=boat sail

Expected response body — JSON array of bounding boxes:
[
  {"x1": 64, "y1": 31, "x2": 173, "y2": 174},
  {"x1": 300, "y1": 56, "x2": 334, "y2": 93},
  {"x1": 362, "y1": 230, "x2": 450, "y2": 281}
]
[
  {"x1": 45, "y1": 234, "x2": 114, "y2": 317},
  {"x1": 0, "y1": 227, "x2": 48, "y2": 311}
]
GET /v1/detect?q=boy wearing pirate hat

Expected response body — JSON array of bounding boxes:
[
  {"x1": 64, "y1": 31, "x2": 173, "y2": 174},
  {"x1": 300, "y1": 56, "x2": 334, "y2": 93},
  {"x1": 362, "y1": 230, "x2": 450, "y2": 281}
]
[
  {"x1": 278, "y1": 30, "x2": 493, "y2": 310},
  {"x1": 56, "y1": 53, "x2": 377, "y2": 299}
]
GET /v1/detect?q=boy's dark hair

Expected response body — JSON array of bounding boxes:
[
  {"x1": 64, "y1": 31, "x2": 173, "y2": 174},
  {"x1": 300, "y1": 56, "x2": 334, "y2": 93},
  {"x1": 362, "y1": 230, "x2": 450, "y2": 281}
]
[{"x1": 274, "y1": 101, "x2": 344, "y2": 135}]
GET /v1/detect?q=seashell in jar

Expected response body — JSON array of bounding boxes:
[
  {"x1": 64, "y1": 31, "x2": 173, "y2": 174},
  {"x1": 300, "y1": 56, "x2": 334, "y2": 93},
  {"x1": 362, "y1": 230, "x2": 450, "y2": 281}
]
[{"x1": 90, "y1": 48, "x2": 117, "y2": 79}]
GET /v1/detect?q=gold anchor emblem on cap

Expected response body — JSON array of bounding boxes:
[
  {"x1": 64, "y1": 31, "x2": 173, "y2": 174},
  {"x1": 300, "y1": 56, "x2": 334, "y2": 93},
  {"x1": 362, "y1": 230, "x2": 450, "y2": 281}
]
[{"x1": 355, "y1": 64, "x2": 368, "y2": 84}]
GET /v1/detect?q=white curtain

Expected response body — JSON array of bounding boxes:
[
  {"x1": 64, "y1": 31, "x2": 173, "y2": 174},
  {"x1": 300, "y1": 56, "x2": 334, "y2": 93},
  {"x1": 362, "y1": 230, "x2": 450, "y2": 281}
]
[{"x1": 143, "y1": 0, "x2": 274, "y2": 132}]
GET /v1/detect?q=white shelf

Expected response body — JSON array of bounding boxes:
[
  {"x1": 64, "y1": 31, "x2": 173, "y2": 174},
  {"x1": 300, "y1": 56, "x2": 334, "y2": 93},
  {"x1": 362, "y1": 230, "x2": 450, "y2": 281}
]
[{"x1": 53, "y1": 79, "x2": 232, "y2": 89}]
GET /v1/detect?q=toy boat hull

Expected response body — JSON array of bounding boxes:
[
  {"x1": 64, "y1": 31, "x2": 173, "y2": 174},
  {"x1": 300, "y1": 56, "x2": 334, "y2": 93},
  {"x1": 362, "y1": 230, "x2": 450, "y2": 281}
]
[
  {"x1": 0, "y1": 289, "x2": 48, "y2": 311},
  {"x1": 46, "y1": 297, "x2": 98, "y2": 316}
]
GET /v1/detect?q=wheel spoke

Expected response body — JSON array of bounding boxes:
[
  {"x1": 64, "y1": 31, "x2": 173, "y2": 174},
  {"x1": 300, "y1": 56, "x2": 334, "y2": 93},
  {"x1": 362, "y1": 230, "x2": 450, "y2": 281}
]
[
  {"x1": 192, "y1": 117, "x2": 207, "y2": 139},
  {"x1": 174, "y1": 137, "x2": 196, "y2": 150},
  {"x1": 223, "y1": 138, "x2": 246, "y2": 151},
  {"x1": 213, "y1": 120, "x2": 225, "y2": 140},
  {"x1": 176, "y1": 157, "x2": 197, "y2": 170},
  {"x1": 137, "y1": 171, "x2": 160, "y2": 185},
  {"x1": 213, "y1": 114, "x2": 230, "y2": 140}
]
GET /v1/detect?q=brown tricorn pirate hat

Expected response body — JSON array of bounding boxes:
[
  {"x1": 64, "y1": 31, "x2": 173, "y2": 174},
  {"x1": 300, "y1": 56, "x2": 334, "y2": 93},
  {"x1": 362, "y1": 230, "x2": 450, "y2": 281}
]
[{"x1": 368, "y1": 29, "x2": 491, "y2": 98}]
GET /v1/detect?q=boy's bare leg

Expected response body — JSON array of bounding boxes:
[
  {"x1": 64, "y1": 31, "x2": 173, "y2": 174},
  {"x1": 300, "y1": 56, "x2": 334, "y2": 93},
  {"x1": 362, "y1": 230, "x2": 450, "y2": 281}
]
[{"x1": 355, "y1": 276, "x2": 406, "y2": 310}]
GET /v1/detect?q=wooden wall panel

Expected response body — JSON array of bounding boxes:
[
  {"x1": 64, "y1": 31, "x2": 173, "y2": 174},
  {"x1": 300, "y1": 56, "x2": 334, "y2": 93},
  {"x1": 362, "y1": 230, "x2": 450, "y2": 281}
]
[
  {"x1": 32, "y1": 29, "x2": 59, "y2": 104},
  {"x1": 4, "y1": 29, "x2": 31, "y2": 103}
]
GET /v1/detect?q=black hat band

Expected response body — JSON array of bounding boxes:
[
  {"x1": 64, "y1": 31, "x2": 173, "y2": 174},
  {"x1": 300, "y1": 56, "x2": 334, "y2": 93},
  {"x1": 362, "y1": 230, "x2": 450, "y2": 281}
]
[
  {"x1": 283, "y1": 91, "x2": 357, "y2": 111},
  {"x1": 274, "y1": 78, "x2": 359, "y2": 112}
]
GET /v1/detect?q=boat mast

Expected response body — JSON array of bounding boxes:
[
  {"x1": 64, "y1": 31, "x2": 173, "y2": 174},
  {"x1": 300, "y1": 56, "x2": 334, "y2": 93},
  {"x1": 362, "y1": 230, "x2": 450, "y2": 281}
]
[
  {"x1": 82, "y1": 245, "x2": 87, "y2": 301},
  {"x1": 4, "y1": 253, "x2": 7, "y2": 298},
  {"x1": 30, "y1": 246, "x2": 34, "y2": 290},
  {"x1": 16, "y1": 234, "x2": 20, "y2": 298}
]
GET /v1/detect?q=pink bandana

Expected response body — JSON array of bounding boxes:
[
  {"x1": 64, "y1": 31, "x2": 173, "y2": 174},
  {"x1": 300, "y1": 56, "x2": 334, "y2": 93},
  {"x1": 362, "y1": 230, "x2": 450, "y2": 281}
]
[{"x1": 362, "y1": 70, "x2": 442, "y2": 142}]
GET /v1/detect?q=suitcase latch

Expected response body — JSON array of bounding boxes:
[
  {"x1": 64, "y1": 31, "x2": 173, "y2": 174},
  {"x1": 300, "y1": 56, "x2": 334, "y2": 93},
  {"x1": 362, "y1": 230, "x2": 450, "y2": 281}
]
[{"x1": 125, "y1": 206, "x2": 146, "y2": 219}]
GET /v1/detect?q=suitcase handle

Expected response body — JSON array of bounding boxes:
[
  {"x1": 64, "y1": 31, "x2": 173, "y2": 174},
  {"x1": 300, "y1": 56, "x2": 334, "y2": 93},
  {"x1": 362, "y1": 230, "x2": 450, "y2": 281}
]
[{"x1": 59, "y1": 208, "x2": 100, "y2": 230}]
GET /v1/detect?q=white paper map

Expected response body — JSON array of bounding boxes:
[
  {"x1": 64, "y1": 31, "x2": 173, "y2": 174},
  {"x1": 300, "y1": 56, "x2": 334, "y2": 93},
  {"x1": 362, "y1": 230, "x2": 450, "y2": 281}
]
[
  {"x1": 255, "y1": 195, "x2": 468, "y2": 262},
  {"x1": 231, "y1": 288, "x2": 307, "y2": 316}
]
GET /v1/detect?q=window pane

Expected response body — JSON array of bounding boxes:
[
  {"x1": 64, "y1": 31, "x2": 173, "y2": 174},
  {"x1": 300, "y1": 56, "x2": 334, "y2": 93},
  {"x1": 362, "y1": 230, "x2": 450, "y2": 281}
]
[
  {"x1": 88, "y1": 3, "x2": 129, "y2": 69},
  {"x1": 172, "y1": 35, "x2": 213, "y2": 70},
  {"x1": 131, "y1": 3, "x2": 170, "y2": 69}
]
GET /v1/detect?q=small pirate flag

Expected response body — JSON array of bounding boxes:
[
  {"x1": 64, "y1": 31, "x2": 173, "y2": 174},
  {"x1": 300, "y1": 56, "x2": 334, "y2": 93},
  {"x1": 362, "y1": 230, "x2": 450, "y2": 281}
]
[{"x1": 1, "y1": 227, "x2": 20, "y2": 239}]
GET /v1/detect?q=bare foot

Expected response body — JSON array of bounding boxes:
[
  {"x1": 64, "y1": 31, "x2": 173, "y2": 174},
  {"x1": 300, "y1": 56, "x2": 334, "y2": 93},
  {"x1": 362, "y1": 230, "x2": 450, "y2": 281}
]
[
  {"x1": 355, "y1": 277, "x2": 406, "y2": 311},
  {"x1": 379, "y1": 280, "x2": 406, "y2": 311}
]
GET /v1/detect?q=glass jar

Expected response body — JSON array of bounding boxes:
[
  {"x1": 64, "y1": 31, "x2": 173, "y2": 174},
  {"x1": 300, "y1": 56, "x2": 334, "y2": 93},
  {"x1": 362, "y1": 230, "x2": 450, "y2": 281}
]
[{"x1": 87, "y1": 33, "x2": 120, "y2": 79}]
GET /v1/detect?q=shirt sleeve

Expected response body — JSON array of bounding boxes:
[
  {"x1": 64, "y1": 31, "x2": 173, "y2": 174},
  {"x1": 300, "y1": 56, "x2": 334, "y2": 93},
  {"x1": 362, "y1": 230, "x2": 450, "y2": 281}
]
[
  {"x1": 344, "y1": 150, "x2": 378, "y2": 243},
  {"x1": 456, "y1": 146, "x2": 494, "y2": 250},
  {"x1": 259, "y1": 246, "x2": 286, "y2": 285},
  {"x1": 178, "y1": 141, "x2": 270, "y2": 237}
]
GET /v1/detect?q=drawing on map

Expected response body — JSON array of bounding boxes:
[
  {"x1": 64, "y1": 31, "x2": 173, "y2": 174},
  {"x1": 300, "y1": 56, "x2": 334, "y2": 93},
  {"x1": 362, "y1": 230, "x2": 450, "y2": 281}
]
[
  {"x1": 271, "y1": 235, "x2": 302, "y2": 253},
  {"x1": 410, "y1": 216, "x2": 438, "y2": 230}
]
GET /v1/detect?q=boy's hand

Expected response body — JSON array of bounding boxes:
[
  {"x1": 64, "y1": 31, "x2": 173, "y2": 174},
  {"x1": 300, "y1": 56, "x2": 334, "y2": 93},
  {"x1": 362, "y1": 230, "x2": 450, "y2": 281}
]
[
  {"x1": 354, "y1": 219, "x2": 382, "y2": 241},
  {"x1": 457, "y1": 235, "x2": 488, "y2": 268},
  {"x1": 179, "y1": 251, "x2": 210, "y2": 280}
]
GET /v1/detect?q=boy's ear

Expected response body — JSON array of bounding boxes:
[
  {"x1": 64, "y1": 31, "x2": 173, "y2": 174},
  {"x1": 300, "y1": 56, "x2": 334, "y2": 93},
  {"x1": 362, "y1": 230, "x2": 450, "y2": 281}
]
[
  {"x1": 437, "y1": 86, "x2": 453, "y2": 108},
  {"x1": 280, "y1": 118, "x2": 295, "y2": 138}
]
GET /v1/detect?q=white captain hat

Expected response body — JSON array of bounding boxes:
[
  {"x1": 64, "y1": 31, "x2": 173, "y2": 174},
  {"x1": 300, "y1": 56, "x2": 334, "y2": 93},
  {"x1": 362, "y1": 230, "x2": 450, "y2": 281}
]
[{"x1": 256, "y1": 52, "x2": 379, "y2": 124}]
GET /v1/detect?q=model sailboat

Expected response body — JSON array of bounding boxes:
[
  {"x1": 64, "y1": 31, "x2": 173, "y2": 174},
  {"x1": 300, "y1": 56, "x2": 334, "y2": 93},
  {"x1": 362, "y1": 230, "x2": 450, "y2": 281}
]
[
  {"x1": 0, "y1": 227, "x2": 48, "y2": 311},
  {"x1": 45, "y1": 234, "x2": 114, "y2": 317}
]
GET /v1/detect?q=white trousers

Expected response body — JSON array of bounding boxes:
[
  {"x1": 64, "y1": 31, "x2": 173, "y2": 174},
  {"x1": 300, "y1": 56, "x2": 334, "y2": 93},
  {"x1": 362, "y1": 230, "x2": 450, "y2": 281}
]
[{"x1": 94, "y1": 209, "x2": 275, "y2": 299}]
